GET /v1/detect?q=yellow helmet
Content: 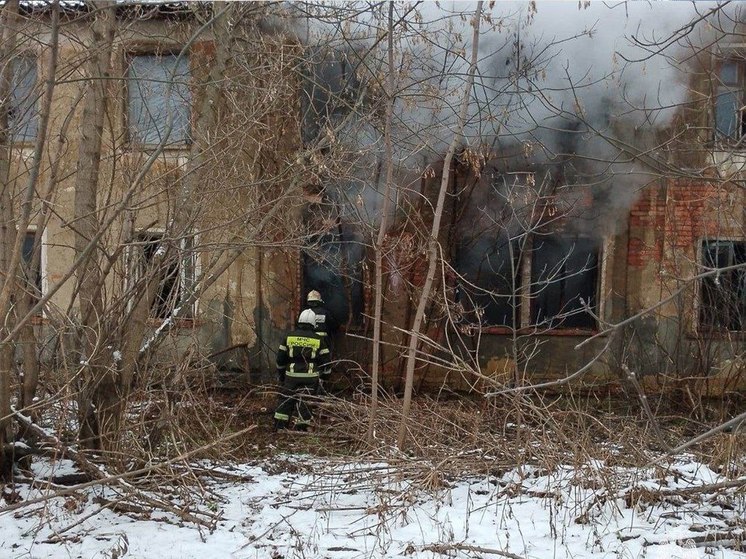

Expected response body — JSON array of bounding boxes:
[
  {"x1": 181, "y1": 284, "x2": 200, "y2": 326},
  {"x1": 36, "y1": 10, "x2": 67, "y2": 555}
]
[{"x1": 307, "y1": 290, "x2": 323, "y2": 303}]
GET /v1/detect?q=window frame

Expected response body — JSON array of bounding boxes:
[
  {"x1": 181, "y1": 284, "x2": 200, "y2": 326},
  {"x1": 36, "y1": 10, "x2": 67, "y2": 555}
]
[
  {"x1": 455, "y1": 232, "x2": 604, "y2": 334},
  {"x1": 124, "y1": 49, "x2": 192, "y2": 149},
  {"x1": 697, "y1": 237, "x2": 746, "y2": 333},
  {"x1": 528, "y1": 234, "x2": 602, "y2": 331},
  {"x1": 127, "y1": 230, "x2": 200, "y2": 322},
  {"x1": 454, "y1": 234, "x2": 523, "y2": 330},
  {"x1": 7, "y1": 53, "x2": 39, "y2": 144},
  {"x1": 19, "y1": 227, "x2": 46, "y2": 315},
  {"x1": 713, "y1": 56, "x2": 746, "y2": 144}
]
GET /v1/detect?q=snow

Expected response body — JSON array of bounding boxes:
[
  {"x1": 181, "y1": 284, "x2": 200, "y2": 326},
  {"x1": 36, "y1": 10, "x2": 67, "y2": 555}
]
[{"x1": 2, "y1": 455, "x2": 744, "y2": 559}]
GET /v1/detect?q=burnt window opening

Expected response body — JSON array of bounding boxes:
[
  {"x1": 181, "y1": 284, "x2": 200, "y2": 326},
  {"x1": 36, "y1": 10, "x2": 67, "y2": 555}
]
[
  {"x1": 700, "y1": 240, "x2": 746, "y2": 331},
  {"x1": 454, "y1": 234, "x2": 522, "y2": 328},
  {"x1": 133, "y1": 232, "x2": 197, "y2": 320},
  {"x1": 8, "y1": 56, "x2": 38, "y2": 142},
  {"x1": 530, "y1": 235, "x2": 599, "y2": 330},
  {"x1": 714, "y1": 59, "x2": 746, "y2": 142},
  {"x1": 301, "y1": 48, "x2": 362, "y2": 146},
  {"x1": 20, "y1": 231, "x2": 42, "y2": 308},
  {"x1": 302, "y1": 230, "x2": 364, "y2": 330},
  {"x1": 127, "y1": 53, "x2": 191, "y2": 146}
]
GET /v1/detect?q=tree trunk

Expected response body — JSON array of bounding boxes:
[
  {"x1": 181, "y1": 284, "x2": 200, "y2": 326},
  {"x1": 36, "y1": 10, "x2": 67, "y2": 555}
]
[
  {"x1": 367, "y1": 1, "x2": 397, "y2": 444},
  {"x1": 119, "y1": 2, "x2": 234, "y2": 379},
  {"x1": 0, "y1": 0, "x2": 20, "y2": 478},
  {"x1": 72, "y1": 1, "x2": 117, "y2": 451},
  {"x1": 397, "y1": 1, "x2": 483, "y2": 450}
]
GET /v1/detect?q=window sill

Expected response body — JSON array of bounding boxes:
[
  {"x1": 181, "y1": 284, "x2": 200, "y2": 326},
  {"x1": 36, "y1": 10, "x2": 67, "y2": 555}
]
[
  {"x1": 123, "y1": 144, "x2": 192, "y2": 153},
  {"x1": 689, "y1": 330, "x2": 746, "y2": 340},
  {"x1": 146, "y1": 317, "x2": 200, "y2": 329},
  {"x1": 477, "y1": 326, "x2": 600, "y2": 337}
]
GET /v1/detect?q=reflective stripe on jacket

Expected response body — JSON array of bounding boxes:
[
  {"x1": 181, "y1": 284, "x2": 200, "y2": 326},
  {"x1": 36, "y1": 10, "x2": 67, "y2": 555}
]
[{"x1": 276, "y1": 325, "x2": 331, "y2": 379}]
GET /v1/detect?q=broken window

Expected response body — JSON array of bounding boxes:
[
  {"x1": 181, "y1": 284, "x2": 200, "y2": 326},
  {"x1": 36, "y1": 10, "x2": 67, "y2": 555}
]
[
  {"x1": 454, "y1": 234, "x2": 521, "y2": 328},
  {"x1": 7, "y1": 56, "x2": 38, "y2": 142},
  {"x1": 20, "y1": 230, "x2": 42, "y2": 308},
  {"x1": 530, "y1": 235, "x2": 599, "y2": 329},
  {"x1": 714, "y1": 59, "x2": 746, "y2": 142},
  {"x1": 302, "y1": 229, "x2": 364, "y2": 329},
  {"x1": 127, "y1": 53, "x2": 191, "y2": 146},
  {"x1": 700, "y1": 240, "x2": 746, "y2": 331},
  {"x1": 455, "y1": 231, "x2": 600, "y2": 330},
  {"x1": 133, "y1": 232, "x2": 197, "y2": 320},
  {"x1": 301, "y1": 47, "x2": 361, "y2": 146}
]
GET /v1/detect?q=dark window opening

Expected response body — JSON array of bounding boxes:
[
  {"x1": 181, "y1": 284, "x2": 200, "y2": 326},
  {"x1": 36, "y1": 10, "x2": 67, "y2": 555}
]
[
  {"x1": 302, "y1": 230, "x2": 364, "y2": 330},
  {"x1": 700, "y1": 240, "x2": 746, "y2": 331},
  {"x1": 530, "y1": 235, "x2": 599, "y2": 330},
  {"x1": 20, "y1": 231, "x2": 42, "y2": 308},
  {"x1": 8, "y1": 56, "x2": 38, "y2": 142},
  {"x1": 127, "y1": 53, "x2": 191, "y2": 146},
  {"x1": 301, "y1": 48, "x2": 361, "y2": 146},
  {"x1": 135, "y1": 232, "x2": 196, "y2": 319},
  {"x1": 454, "y1": 234, "x2": 521, "y2": 328},
  {"x1": 715, "y1": 60, "x2": 746, "y2": 142}
]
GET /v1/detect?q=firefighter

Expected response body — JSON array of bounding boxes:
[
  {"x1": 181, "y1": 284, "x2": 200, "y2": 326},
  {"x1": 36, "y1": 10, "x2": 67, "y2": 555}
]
[
  {"x1": 303, "y1": 290, "x2": 337, "y2": 337},
  {"x1": 274, "y1": 308, "x2": 331, "y2": 431}
]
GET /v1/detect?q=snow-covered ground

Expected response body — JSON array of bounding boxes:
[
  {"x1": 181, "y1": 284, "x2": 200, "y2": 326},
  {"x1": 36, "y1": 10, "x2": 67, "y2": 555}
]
[{"x1": 2, "y1": 454, "x2": 745, "y2": 559}]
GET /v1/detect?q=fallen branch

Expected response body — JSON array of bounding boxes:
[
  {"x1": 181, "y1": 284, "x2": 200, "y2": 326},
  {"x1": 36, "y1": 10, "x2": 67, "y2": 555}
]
[
  {"x1": 422, "y1": 543, "x2": 526, "y2": 559},
  {"x1": 0, "y1": 423, "x2": 256, "y2": 518},
  {"x1": 11, "y1": 407, "x2": 106, "y2": 482}
]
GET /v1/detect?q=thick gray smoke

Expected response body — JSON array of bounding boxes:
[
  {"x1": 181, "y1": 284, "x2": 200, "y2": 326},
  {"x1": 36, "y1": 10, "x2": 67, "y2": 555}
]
[{"x1": 296, "y1": 1, "x2": 720, "y2": 233}]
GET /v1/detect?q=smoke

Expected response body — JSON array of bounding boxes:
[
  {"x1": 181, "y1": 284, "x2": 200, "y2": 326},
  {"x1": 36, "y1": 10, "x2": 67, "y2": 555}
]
[{"x1": 289, "y1": 0, "x2": 730, "y2": 262}]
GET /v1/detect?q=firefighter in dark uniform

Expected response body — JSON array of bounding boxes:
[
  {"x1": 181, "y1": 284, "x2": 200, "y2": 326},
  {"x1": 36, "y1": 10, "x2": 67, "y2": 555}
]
[
  {"x1": 304, "y1": 290, "x2": 337, "y2": 339},
  {"x1": 274, "y1": 309, "x2": 331, "y2": 431}
]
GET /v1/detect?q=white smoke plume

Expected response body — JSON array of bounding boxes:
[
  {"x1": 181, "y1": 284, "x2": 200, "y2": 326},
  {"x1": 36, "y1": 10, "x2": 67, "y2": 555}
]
[{"x1": 293, "y1": 1, "x2": 723, "y2": 231}]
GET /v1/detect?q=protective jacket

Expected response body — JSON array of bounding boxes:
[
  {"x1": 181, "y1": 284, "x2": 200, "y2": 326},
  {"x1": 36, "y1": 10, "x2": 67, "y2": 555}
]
[
  {"x1": 276, "y1": 323, "x2": 331, "y2": 381},
  {"x1": 305, "y1": 300, "x2": 337, "y2": 337},
  {"x1": 274, "y1": 322, "x2": 331, "y2": 431}
]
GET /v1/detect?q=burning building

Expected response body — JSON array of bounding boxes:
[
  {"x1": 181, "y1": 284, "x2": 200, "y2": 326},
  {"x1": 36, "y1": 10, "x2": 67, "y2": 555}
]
[{"x1": 2, "y1": 1, "x2": 745, "y2": 404}]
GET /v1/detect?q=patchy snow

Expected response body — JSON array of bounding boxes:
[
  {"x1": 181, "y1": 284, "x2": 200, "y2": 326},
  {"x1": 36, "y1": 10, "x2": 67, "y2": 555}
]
[
  {"x1": 29, "y1": 459, "x2": 78, "y2": 480},
  {"x1": 2, "y1": 455, "x2": 744, "y2": 559}
]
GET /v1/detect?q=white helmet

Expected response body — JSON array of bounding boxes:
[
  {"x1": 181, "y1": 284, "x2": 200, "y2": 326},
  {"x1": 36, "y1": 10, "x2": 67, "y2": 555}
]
[
  {"x1": 298, "y1": 308, "x2": 317, "y2": 327},
  {"x1": 307, "y1": 290, "x2": 323, "y2": 303}
]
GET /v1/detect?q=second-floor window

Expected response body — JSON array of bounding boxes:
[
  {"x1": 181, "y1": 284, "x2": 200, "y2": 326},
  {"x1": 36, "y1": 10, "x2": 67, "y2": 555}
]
[
  {"x1": 714, "y1": 59, "x2": 746, "y2": 142},
  {"x1": 127, "y1": 53, "x2": 191, "y2": 146},
  {"x1": 7, "y1": 56, "x2": 38, "y2": 142}
]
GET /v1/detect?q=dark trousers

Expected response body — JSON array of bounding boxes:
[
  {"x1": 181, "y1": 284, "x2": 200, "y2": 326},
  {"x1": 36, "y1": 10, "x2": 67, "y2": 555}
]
[{"x1": 274, "y1": 376, "x2": 318, "y2": 428}]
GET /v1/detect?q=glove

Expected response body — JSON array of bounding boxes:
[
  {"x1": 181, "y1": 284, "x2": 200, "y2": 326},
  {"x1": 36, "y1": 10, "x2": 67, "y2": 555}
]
[{"x1": 277, "y1": 369, "x2": 285, "y2": 383}]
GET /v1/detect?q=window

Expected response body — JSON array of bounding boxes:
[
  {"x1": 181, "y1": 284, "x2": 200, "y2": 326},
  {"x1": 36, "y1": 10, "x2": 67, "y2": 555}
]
[
  {"x1": 127, "y1": 53, "x2": 191, "y2": 146},
  {"x1": 301, "y1": 47, "x2": 360, "y2": 145},
  {"x1": 714, "y1": 59, "x2": 746, "y2": 142},
  {"x1": 530, "y1": 235, "x2": 599, "y2": 329},
  {"x1": 7, "y1": 56, "x2": 38, "y2": 142},
  {"x1": 700, "y1": 240, "x2": 746, "y2": 331},
  {"x1": 302, "y1": 229, "x2": 364, "y2": 329},
  {"x1": 455, "y1": 234, "x2": 521, "y2": 328},
  {"x1": 133, "y1": 232, "x2": 197, "y2": 319},
  {"x1": 455, "y1": 232, "x2": 600, "y2": 331},
  {"x1": 20, "y1": 230, "x2": 42, "y2": 308}
]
